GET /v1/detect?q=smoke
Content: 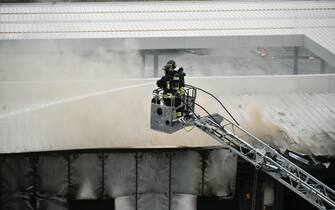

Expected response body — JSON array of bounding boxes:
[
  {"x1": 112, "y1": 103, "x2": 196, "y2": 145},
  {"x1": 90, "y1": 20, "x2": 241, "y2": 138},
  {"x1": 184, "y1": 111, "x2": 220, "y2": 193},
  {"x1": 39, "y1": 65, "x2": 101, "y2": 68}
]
[
  {"x1": 0, "y1": 43, "x2": 309, "y2": 82},
  {"x1": 0, "y1": 40, "x2": 143, "y2": 81},
  {"x1": 157, "y1": 47, "x2": 279, "y2": 77},
  {"x1": 241, "y1": 104, "x2": 290, "y2": 152},
  {"x1": 0, "y1": 79, "x2": 223, "y2": 154},
  {"x1": 0, "y1": 39, "x2": 146, "y2": 119},
  {"x1": 240, "y1": 104, "x2": 313, "y2": 155},
  {"x1": 0, "y1": 82, "x2": 154, "y2": 119}
]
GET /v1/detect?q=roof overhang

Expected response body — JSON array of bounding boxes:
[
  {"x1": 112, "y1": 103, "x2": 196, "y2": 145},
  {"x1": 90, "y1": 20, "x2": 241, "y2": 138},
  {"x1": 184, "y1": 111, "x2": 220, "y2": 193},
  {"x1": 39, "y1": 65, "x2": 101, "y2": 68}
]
[{"x1": 1, "y1": 1, "x2": 335, "y2": 66}]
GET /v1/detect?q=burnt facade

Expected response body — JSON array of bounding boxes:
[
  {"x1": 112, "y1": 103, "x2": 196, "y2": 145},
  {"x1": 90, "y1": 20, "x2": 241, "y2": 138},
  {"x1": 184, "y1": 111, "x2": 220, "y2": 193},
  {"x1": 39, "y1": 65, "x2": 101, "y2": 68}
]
[
  {"x1": 1, "y1": 148, "x2": 333, "y2": 210},
  {"x1": 0, "y1": 148, "x2": 238, "y2": 210}
]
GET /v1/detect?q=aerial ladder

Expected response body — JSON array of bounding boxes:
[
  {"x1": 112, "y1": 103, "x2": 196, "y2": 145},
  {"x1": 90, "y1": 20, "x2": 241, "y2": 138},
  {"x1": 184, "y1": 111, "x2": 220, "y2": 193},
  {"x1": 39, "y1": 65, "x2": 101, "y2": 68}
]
[{"x1": 150, "y1": 84, "x2": 335, "y2": 210}]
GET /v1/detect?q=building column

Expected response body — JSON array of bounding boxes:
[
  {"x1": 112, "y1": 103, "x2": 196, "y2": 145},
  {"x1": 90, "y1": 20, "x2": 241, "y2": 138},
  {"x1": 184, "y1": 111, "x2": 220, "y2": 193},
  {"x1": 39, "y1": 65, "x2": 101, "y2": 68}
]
[
  {"x1": 141, "y1": 50, "x2": 146, "y2": 78},
  {"x1": 320, "y1": 59, "x2": 326, "y2": 74},
  {"x1": 153, "y1": 51, "x2": 159, "y2": 78},
  {"x1": 293, "y1": 47, "x2": 299, "y2": 75},
  {"x1": 275, "y1": 183, "x2": 284, "y2": 210},
  {"x1": 251, "y1": 169, "x2": 259, "y2": 210}
]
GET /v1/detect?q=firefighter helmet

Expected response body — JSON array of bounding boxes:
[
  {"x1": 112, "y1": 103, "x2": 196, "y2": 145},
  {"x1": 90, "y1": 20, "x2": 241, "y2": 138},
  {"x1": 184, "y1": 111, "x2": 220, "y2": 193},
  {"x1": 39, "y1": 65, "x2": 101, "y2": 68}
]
[{"x1": 166, "y1": 60, "x2": 177, "y2": 70}]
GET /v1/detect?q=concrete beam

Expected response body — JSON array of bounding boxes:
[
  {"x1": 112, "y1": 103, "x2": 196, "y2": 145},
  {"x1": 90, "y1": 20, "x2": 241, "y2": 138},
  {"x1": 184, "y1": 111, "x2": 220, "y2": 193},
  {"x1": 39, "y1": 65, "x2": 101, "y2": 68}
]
[{"x1": 0, "y1": 35, "x2": 305, "y2": 53}]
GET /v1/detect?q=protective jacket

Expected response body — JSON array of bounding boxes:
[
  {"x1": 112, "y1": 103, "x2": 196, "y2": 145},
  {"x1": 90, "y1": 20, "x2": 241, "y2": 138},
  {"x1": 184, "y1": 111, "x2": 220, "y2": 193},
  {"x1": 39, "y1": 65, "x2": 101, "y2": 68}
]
[
  {"x1": 157, "y1": 67, "x2": 185, "y2": 96},
  {"x1": 157, "y1": 67, "x2": 186, "y2": 117}
]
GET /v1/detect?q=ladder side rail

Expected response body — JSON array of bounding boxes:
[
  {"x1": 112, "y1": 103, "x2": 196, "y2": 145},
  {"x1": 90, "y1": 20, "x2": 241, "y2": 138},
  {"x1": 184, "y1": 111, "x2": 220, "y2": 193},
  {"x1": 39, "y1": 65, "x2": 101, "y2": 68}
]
[
  {"x1": 261, "y1": 154, "x2": 335, "y2": 208},
  {"x1": 195, "y1": 120, "x2": 260, "y2": 166},
  {"x1": 211, "y1": 127, "x2": 259, "y2": 167},
  {"x1": 264, "y1": 154, "x2": 335, "y2": 198},
  {"x1": 266, "y1": 170, "x2": 329, "y2": 210},
  {"x1": 195, "y1": 120, "x2": 260, "y2": 167}
]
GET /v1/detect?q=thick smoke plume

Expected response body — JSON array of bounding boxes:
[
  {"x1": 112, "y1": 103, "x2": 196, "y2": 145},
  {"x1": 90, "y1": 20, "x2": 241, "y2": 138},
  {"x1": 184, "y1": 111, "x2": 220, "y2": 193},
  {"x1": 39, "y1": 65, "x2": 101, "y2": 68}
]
[{"x1": 241, "y1": 104, "x2": 288, "y2": 152}]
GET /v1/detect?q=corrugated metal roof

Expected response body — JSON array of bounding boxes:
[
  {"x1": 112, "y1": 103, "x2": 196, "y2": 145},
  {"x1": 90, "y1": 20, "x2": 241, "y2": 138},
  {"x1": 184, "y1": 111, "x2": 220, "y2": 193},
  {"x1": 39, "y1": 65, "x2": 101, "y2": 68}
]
[
  {"x1": 224, "y1": 93, "x2": 335, "y2": 156},
  {"x1": 0, "y1": 75, "x2": 334, "y2": 155},
  {"x1": 1, "y1": 1, "x2": 335, "y2": 66},
  {"x1": 0, "y1": 1, "x2": 334, "y2": 39}
]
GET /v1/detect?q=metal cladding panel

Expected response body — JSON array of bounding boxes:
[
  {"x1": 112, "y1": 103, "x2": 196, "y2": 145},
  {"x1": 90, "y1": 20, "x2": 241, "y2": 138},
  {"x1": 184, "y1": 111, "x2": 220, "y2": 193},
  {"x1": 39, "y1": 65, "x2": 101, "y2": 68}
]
[
  {"x1": 137, "y1": 152, "x2": 169, "y2": 194},
  {"x1": 0, "y1": 156, "x2": 33, "y2": 209},
  {"x1": 204, "y1": 149, "x2": 237, "y2": 197},
  {"x1": 104, "y1": 153, "x2": 136, "y2": 198},
  {"x1": 137, "y1": 193, "x2": 169, "y2": 210},
  {"x1": 1, "y1": 198, "x2": 33, "y2": 210},
  {"x1": 0, "y1": 149, "x2": 239, "y2": 209},
  {"x1": 37, "y1": 199, "x2": 67, "y2": 210},
  {"x1": 0, "y1": 156, "x2": 33, "y2": 210},
  {"x1": 115, "y1": 195, "x2": 135, "y2": 210},
  {"x1": 0, "y1": 156, "x2": 33, "y2": 194},
  {"x1": 70, "y1": 154, "x2": 102, "y2": 200},
  {"x1": 171, "y1": 194, "x2": 196, "y2": 210},
  {"x1": 36, "y1": 156, "x2": 68, "y2": 197},
  {"x1": 171, "y1": 151, "x2": 202, "y2": 194}
]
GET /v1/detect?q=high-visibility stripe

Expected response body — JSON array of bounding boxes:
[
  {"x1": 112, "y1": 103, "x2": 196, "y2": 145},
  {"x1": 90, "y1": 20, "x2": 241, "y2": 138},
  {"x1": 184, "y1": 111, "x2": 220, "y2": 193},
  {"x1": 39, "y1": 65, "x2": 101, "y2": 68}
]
[
  {"x1": 163, "y1": 93, "x2": 173, "y2": 98},
  {"x1": 177, "y1": 87, "x2": 185, "y2": 95}
]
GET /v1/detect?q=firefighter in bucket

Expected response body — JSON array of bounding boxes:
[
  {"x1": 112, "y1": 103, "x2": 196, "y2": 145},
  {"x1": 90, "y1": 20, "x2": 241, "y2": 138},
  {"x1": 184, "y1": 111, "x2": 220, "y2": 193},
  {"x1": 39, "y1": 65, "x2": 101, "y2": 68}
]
[{"x1": 156, "y1": 60, "x2": 186, "y2": 118}]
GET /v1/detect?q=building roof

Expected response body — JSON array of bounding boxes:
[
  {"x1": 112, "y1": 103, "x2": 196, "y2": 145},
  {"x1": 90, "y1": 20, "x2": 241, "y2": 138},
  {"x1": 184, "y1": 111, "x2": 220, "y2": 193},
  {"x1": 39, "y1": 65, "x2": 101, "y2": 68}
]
[
  {"x1": 0, "y1": 75, "x2": 334, "y2": 156},
  {"x1": 1, "y1": 1, "x2": 335, "y2": 67},
  {"x1": 1, "y1": 1, "x2": 334, "y2": 39}
]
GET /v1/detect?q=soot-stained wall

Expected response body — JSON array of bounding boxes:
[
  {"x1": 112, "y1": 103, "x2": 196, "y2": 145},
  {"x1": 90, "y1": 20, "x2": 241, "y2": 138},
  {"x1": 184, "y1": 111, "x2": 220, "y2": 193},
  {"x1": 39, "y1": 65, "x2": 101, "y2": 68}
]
[{"x1": 0, "y1": 148, "x2": 237, "y2": 210}]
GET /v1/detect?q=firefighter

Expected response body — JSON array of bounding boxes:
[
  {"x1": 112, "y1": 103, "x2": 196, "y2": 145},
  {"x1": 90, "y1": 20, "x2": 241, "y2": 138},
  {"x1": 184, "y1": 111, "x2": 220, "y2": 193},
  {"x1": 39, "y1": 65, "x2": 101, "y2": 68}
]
[
  {"x1": 156, "y1": 60, "x2": 186, "y2": 118},
  {"x1": 173, "y1": 66, "x2": 185, "y2": 118}
]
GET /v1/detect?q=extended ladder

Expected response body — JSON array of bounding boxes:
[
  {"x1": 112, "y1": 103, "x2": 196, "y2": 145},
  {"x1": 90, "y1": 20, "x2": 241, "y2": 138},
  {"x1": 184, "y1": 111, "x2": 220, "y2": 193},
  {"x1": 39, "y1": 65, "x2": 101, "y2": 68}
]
[{"x1": 193, "y1": 114, "x2": 335, "y2": 210}]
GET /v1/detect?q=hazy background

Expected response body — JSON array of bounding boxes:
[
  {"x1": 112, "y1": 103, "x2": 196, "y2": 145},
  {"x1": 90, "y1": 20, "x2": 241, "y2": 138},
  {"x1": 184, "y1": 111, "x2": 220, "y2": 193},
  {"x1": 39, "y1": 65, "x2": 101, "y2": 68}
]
[{"x1": 1, "y1": 42, "x2": 334, "y2": 81}]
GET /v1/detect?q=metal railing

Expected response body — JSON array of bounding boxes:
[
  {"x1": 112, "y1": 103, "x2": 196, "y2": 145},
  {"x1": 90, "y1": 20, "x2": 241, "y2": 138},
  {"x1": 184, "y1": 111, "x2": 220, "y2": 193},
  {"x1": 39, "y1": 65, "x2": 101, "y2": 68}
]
[{"x1": 152, "y1": 86, "x2": 197, "y2": 118}]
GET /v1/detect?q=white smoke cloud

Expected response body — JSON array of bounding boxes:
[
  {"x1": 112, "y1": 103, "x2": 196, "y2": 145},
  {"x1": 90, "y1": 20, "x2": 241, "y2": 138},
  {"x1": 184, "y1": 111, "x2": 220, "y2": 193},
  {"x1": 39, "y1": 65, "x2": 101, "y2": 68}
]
[{"x1": 0, "y1": 40, "x2": 143, "y2": 81}]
